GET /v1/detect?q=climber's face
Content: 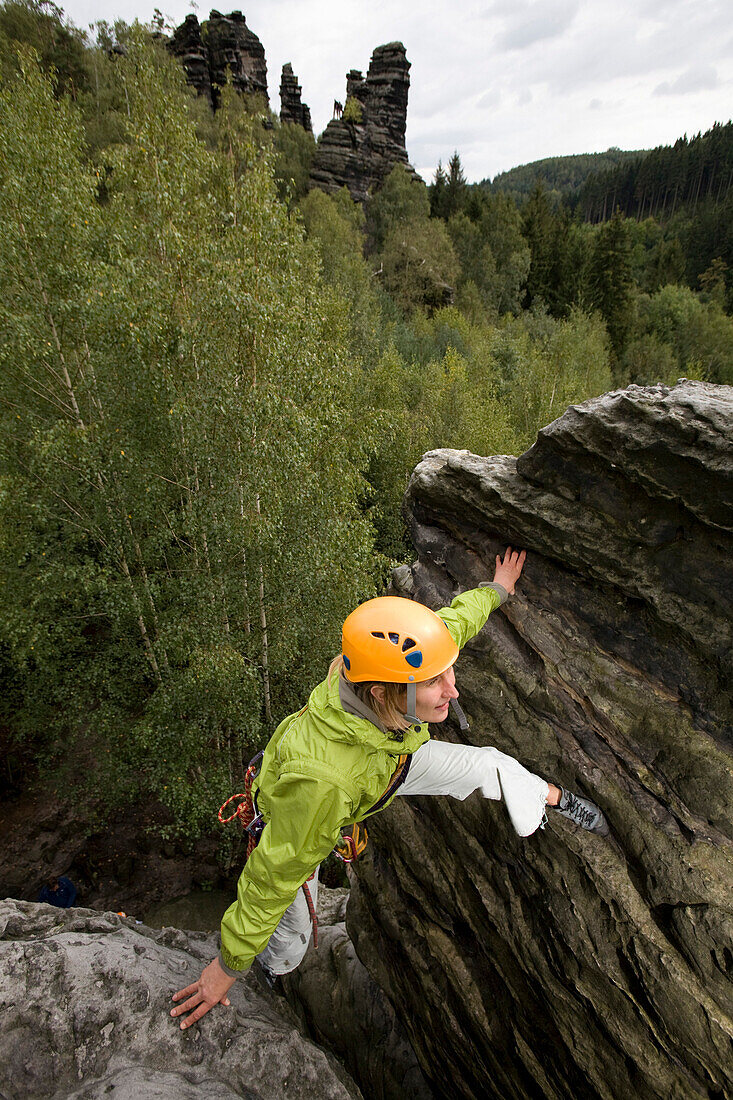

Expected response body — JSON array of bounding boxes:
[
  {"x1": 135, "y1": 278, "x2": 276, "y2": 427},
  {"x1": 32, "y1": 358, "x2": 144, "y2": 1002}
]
[{"x1": 414, "y1": 664, "x2": 459, "y2": 723}]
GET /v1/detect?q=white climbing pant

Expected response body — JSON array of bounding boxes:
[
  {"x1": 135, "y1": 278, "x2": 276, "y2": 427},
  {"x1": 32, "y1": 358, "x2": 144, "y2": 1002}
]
[
  {"x1": 257, "y1": 871, "x2": 320, "y2": 976},
  {"x1": 257, "y1": 740, "x2": 549, "y2": 975}
]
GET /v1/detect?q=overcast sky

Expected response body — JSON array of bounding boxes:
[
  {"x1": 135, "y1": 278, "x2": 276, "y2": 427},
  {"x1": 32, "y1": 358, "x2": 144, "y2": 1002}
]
[{"x1": 59, "y1": 0, "x2": 732, "y2": 183}]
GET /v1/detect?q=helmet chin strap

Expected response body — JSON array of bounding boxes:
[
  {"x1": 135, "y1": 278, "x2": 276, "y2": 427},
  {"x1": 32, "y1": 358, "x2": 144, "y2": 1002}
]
[
  {"x1": 404, "y1": 680, "x2": 419, "y2": 725},
  {"x1": 402, "y1": 677, "x2": 470, "y2": 730}
]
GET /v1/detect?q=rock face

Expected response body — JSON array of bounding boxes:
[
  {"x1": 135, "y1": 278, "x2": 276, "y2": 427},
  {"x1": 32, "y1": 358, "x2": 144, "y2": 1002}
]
[
  {"x1": 280, "y1": 63, "x2": 312, "y2": 132},
  {"x1": 310, "y1": 43, "x2": 416, "y2": 203},
  {"x1": 169, "y1": 10, "x2": 268, "y2": 109},
  {"x1": 0, "y1": 899, "x2": 361, "y2": 1100},
  {"x1": 0, "y1": 788, "x2": 238, "y2": 917},
  {"x1": 284, "y1": 886, "x2": 434, "y2": 1100},
  {"x1": 347, "y1": 382, "x2": 733, "y2": 1100}
]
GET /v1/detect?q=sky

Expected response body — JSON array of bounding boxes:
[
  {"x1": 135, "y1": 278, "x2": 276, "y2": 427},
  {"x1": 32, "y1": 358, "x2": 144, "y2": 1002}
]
[{"x1": 58, "y1": 0, "x2": 732, "y2": 183}]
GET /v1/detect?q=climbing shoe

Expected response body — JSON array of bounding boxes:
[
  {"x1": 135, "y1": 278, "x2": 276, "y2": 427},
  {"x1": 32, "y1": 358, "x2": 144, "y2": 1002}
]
[{"x1": 554, "y1": 788, "x2": 609, "y2": 836}]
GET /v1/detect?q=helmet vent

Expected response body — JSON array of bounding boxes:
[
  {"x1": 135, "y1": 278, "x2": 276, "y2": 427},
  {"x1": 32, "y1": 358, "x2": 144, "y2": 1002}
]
[
  {"x1": 370, "y1": 631, "x2": 385, "y2": 639},
  {"x1": 388, "y1": 632, "x2": 400, "y2": 645},
  {"x1": 402, "y1": 637, "x2": 416, "y2": 652}
]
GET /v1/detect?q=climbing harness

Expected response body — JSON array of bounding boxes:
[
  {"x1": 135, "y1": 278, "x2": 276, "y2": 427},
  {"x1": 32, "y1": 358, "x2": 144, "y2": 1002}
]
[{"x1": 218, "y1": 750, "x2": 319, "y2": 947}]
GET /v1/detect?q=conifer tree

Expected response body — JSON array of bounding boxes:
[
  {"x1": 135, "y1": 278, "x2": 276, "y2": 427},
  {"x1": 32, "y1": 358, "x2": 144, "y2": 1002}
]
[
  {"x1": 586, "y1": 209, "x2": 634, "y2": 360},
  {"x1": 430, "y1": 160, "x2": 448, "y2": 219},
  {"x1": 445, "y1": 151, "x2": 467, "y2": 217}
]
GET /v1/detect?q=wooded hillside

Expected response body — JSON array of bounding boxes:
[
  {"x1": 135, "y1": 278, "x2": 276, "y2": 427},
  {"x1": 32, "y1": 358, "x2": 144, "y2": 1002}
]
[{"x1": 1, "y1": 2, "x2": 730, "y2": 844}]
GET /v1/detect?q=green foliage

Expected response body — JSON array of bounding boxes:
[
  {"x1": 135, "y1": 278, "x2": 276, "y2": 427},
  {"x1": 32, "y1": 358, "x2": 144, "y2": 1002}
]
[
  {"x1": 522, "y1": 183, "x2": 572, "y2": 315},
  {"x1": 299, "y1": 186, "x2": 365, "y2": 276},
  {"x1": 448, "y1": 191, "x2": 530, "y2": 317},
  {"x1": 575, "y1": 122, "x2": 733, "y2": 224},
  {"x1": 342, "y1": 95, "x2": 362, "y2": 124},
  {"x1": 0, "y1": 0, "x2": 88, "y2": 96},
  {"x1": 366, "y1": 163, "x2": 430, "y2": 254},
  {"x1": 572, "y1": 122, "x2": 733, "y2": 306},
  {"x1": 1, "y1": 15, "x2": 725, "y2": 844},
  {"x1": 634, "y1": 284, "x2": 733, "y2": 384},
  {"x1": 430, "y1": 151, "x2": 468, "y2": 219},
  {"x1": 485, "y1": 147, "x2": 646, "y2": 203},
  {"x1": 482, "y1": 309, "x2": 612, "y2": 449},
  {"x1": 380, "y1": 216, "x2": 459, "y2": 314},
  {"x1": 0, "y1": 40, "x2": 375, "y2": 834},
  {"x1": 271, "y1": 120, "x2": 316, "y2": 204},
  {"x1": 298, "y1": 186, "x2": 383, "y2": 361},
  {"x1": 359, "y1": 307, "x2": 612, "y2": 554},
  {"x1": 586, "y1": 209, "x2": 635, "y2": 362},
  {"x1": 626, "y1": 218, "x2": 686, "y2": 295},
  {"x1": 621, "y1": 332, "x2": 678, "y2": 385}
]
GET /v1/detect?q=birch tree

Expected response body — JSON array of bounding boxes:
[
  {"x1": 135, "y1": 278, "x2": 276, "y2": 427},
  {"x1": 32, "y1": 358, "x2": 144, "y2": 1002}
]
[{"x1": 0, "y1": 40, "x2": 375, "y2": 834}]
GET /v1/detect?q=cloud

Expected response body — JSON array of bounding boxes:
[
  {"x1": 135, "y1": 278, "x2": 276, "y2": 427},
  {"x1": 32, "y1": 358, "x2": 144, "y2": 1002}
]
[
  {"x1": 589, "y1": 97, "x2": 602, "y2": 110},
  {"x1": 495, "y1": 0, "x2": 579, "y2": 50},
  {"x1": 478, "y1": 88, "x2": 501, "y2": 109},
  {"x1": 653, "y1": 65, "x2": 720, "y2": 96}
]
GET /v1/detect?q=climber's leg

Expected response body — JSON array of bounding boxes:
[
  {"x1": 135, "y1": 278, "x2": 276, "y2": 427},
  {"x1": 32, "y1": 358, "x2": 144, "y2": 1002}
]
[{"x1": 397, "y1": 739, "x2": 548, "y2": 836}]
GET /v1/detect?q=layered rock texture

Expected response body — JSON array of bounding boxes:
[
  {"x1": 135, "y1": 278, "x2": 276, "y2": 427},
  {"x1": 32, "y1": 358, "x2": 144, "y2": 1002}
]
[
  {"x1": 310, "y1": 43, "x2": 416, "y2": 202},
  {"x1": 0, "y1": 888, "x2": 430, "y2": 1100},
  {"x1": 348, "y1": 381, "x2": 733, "y2": 1100},
  {"x1": 169, "y1": 10, "x2": 268, "y2": 109},
  {"x1": 280, "y1": 63, "x2": 312, "y2": 132},
  {"x1": 0, "y1": 899, "x2": 361, "y2": 1100},
  {"x1": 284, "y1": 886, "x2": 433, "y2": 1100}
]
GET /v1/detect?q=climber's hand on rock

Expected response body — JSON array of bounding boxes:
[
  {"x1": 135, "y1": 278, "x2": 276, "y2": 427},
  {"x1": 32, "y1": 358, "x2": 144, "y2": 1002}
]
[
  {"x1": 170, "y1": 957, "x2": 234, "y2": 1030},
  {"x1": 493, "y1": 546, "x2": 526, "y2": 595}
]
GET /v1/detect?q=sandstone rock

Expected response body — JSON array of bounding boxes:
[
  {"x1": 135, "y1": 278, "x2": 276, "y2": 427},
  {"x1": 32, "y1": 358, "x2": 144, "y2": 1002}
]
[
  {"x1": 168, "y1": 14, "x2": 212, "y2": 104},
  {"x1": 169, "y1": 10, "x2": 268, "y2": 109},
  {"x1": 310, "y1": 43, "x2": 419, "y2": 203},
  {"x1": 0, "y1": 789, "x2": 239, "y2": 916},
  {"x1": 280, "y1": 63, "x2": 312, "y2": 132},
  {"x1": 348, "y1": 381, "x2": 733, "y2": 1100},
  {"x1": 283, "y1": 884, "x2": 433, "y2": 1100},
  {"x1": 0, "y1": 899, "x2": 361, "y2": 1100}
]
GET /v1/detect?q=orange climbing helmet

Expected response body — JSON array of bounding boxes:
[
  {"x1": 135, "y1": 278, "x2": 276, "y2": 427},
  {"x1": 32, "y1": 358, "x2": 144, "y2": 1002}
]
[{"x1": 341, "y1": 596, "x2": 458, "y2": 685}]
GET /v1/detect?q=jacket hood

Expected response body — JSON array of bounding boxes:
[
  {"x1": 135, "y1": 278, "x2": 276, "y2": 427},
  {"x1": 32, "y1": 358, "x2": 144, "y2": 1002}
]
[{"x1": 309, "y1": 669, "x2": 429, "y2": 756}]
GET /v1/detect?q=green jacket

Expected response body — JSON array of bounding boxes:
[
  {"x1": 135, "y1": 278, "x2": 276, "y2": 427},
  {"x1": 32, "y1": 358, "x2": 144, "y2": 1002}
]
[{"x1": 219, "y1": 584, "x2": 504, "y2": 973}]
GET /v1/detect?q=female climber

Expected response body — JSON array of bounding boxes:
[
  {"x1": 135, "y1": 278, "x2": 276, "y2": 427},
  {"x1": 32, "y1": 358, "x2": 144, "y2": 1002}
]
[{"x1": 171, "y1": 547, "x2": 608, "y2": 1029}]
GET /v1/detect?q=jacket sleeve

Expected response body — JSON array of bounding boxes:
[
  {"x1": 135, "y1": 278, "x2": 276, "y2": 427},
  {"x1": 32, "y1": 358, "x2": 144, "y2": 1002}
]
[
  {"x1": 219, "y1": 771, "x2": 353, "y2": 974},
  {"x1": 437, "y1": 584, "x2": 506, "y2": 650}
]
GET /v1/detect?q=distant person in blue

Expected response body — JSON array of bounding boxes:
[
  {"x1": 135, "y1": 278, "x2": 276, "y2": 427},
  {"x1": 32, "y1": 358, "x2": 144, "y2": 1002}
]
[{"x1": 38, "y1": 875, "x2": 77, "y2": 908}]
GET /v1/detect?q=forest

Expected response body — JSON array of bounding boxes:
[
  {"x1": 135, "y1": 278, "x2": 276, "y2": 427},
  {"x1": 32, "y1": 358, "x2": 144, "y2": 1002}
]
[
  {"x1": 1, "y1": 1, "x2": 731, "y2": 844},
  {"x1": 482, "y1": 146, "x2": 647, "y2": 205}
]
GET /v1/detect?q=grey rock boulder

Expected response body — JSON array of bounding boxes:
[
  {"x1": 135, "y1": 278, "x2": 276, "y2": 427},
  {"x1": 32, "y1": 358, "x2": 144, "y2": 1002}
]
[{"x1": 0, "y1": 899, "x2": 361, "y2": 1100}]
